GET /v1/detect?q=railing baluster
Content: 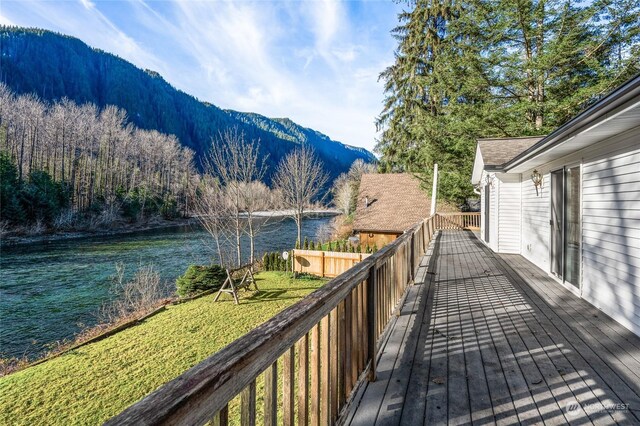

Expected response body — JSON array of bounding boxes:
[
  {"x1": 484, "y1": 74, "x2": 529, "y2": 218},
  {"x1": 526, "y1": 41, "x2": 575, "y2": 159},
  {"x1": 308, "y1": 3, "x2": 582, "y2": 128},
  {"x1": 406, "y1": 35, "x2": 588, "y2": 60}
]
[
  {"x1": 310, "y1": 325, "x2": 320, "y2": 426},
  {"x1": 241, "y1": 381, "x2": 256, "y2": 426},
  {"x1": 350, "y1": 288, "x2": 359, "y2": 388},
  {"x1": 338, "y1": 300, "x2": 346, "y2": 408},
  {"x1": 297, "y1": 335, "x2": 309, "y2": 426},
  {"x1": 320, "y1": 316, "x2": 330, "y2": 425},
  {"x1": 283, "y1": 347, "x2": 295, "y2": 426},
  {"x1": 211, "y1": 405, "x2": 228, "y2": 426},
  {"x1": 358, "y1": 282, "x2": 365, "y2": 371},
  {"x1": 344, "y1": 291, "x2": 353, "y2": 394},
  {"x1": 367, "y1": 266, "x2": 377, "y2": 382},
  {"x1": 330, "y1": 307, "x2": 339, "y2": 422},
  {"x1": 264, "y1": 363, "x2": 277, "y2": 426}
]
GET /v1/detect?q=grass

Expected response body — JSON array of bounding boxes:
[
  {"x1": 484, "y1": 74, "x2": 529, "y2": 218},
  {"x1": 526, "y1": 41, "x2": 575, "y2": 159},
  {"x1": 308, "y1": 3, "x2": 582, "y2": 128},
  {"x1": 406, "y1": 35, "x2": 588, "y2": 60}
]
[{"x1": 0, "y1": 272, "x2": 326, "y2": 425}]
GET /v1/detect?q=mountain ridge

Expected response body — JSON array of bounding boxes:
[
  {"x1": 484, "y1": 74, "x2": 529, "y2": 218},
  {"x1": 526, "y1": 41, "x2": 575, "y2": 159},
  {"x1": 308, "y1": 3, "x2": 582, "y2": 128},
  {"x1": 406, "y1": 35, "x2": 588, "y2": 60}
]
[{"x1": 0, "y1": 26, "x2": 375, "y2": 181}]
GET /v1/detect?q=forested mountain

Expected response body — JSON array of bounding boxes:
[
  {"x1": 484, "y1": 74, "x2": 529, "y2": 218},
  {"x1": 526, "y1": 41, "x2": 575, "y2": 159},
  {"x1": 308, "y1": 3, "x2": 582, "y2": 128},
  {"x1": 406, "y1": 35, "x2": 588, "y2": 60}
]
[{"x1": 0, "y1": 27, "x2": 375, "y2": 182}]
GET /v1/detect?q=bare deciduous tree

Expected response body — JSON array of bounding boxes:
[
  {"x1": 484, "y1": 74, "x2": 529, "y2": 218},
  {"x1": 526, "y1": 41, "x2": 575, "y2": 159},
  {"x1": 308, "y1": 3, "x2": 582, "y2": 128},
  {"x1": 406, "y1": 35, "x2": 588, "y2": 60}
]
[
  {"x1": 273, "y1": 145, "x2": 328, "y2": 246},
  {"x1": 0, "y1": 83, "x2": 197, "y2": 226},
  {"x1": 239, "y1": 180, "x2": 273, "y2": 263},
  {"x1": 332, "y1": 159, "x2": 377, "y2": 216},
  {"x1": 100, "y1": 263, "x2": 167, "y2": 323},
  {"x1": 204, "y1": 127, "x2": 269, "y2": 265}
]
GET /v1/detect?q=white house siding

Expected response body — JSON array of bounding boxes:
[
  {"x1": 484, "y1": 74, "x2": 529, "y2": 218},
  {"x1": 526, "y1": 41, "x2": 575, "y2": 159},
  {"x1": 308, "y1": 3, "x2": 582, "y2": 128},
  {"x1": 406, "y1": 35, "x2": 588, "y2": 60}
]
[
  {"x1": 496, "y1": 173, "x2": 522, "y2": 253},
  {"x1": 479, "y1": 172, "x2": 500, "y2": 251},
  {"x1": 581, "y1": 128, "x2": 640, "y2": 334},
  {"x1": 518, "y1": 126, "x2": 640, "y2": 334},
  {"x1": 490, "y1": 176, "x2": 499, "y2": 251},
  {"x1": 521, "y1": 172, "x2": 551, "y2": 272}
]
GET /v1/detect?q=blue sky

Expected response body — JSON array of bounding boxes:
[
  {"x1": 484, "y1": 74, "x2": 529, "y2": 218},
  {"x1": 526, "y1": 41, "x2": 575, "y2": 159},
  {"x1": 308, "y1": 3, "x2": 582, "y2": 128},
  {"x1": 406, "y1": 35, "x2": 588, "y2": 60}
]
[{"x1": 0, "y1": 0, "x2": 405, "y2": 152}]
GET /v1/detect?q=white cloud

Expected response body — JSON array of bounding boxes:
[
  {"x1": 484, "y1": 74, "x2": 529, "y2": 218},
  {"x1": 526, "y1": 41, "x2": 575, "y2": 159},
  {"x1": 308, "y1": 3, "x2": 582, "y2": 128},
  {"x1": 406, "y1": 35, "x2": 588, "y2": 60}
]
[
  {"x1": 79, "y1": 0, "x2": 95, "y2": 10},
  {"x1": 0, "y1": 12, "x2": 15, "y2": 25},
  {"x1": 1, "y1": 0, "x2": 403, "y2": 151}
]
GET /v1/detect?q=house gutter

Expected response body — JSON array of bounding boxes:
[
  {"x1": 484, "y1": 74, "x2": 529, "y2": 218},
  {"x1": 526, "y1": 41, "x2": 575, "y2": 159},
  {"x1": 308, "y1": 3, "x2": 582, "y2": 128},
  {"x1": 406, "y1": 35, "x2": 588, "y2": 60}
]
[{"x1": 497, "y1": 74, "x2": 640, "y2": 172}]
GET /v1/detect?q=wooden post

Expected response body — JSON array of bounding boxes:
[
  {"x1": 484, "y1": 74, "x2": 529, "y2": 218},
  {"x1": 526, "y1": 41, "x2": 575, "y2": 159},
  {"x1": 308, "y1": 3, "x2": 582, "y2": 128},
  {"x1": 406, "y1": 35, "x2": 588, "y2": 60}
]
[
  {"x1": 283, "y1": 347, "x2": 295, "y2": 426},
  {"x1": 264, "y1": 363, "x2": 277, "y2": 426},
  {"x1": 366, "y1": 265, "x2": 377, "y2": 382},
  {"x1": 241, "y1": 381, "x2": 256, "y2": 426},
  {"x1": 297, "y1": 335, "x2": 309, "y2": 426},
  {"x1": 430, "y1": 163, "x2": 438, "y2": 216},
  {"x1": 310, "y1": 325, "x2": 320, "y2": 426},
  {"x1": 410, "y1": 233, "x2": 415, "y2": 281},
  {"x1": 321, "y1": 251, "x2": 325, "y2": 278},
  {"x1": 320, "y1": 316, "x2": 330, "y2": 425},
  {"x1": 212, "y1": 405, "x2": 229, "y2": 426}
]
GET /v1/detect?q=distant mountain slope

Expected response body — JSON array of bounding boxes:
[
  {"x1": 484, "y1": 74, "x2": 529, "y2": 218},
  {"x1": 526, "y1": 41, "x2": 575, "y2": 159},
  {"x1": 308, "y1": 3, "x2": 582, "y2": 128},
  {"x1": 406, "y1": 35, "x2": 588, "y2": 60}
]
[{"x1": 0, "y1": 27, "x2": 375, "y2": 181}]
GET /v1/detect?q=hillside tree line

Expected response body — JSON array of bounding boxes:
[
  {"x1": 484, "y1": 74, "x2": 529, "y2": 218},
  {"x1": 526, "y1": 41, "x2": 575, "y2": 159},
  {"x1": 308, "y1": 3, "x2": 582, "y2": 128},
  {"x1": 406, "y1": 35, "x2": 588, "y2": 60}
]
[{"x1": 0, "y1": 83, "x2": 196, "y2": 230}]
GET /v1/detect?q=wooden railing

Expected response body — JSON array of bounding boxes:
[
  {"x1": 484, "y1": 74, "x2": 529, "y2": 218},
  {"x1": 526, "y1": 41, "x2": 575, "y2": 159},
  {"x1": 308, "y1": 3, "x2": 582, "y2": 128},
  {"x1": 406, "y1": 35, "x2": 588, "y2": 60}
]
[
  {"x1": 105, "y1": 215, "x2": 439, "y2": 426},
  {"x1": 292, "y1": 250, "x2": 371, "y2": 278},
  {"x1": 434, "y1": 212, "x2": 480, "y2": 230}
]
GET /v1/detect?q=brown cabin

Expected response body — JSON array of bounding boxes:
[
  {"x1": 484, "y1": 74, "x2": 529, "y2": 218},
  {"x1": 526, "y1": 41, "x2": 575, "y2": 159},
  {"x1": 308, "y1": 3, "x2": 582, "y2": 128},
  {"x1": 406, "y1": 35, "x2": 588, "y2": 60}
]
[{"x1": 353, "y1": 173, "x2": 431, "y2": 248}]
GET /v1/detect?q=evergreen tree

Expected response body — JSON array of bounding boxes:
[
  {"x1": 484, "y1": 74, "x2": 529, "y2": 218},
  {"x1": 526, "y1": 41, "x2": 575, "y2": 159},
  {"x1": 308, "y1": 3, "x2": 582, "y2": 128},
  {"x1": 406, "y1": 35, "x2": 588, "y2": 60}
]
[
  {"x1": 0, "y1": 151, "x2": 24, "y2": 223},
  {"x1": 378, "y1": 0, "x2": 639, "y2": 202}
]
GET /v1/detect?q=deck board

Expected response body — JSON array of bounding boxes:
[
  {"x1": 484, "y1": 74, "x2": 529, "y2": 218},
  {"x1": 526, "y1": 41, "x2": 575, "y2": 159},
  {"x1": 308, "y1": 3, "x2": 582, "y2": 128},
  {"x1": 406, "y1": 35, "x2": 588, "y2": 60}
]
[{"x1": 345, "y1": 230, "x2": 640, "y2": 425}]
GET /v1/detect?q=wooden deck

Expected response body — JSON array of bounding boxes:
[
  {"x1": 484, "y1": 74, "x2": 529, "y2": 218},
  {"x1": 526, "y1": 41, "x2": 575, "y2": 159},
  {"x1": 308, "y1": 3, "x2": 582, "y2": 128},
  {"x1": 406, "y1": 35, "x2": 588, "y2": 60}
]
[{"x1": 344, "y1": 230, "x2": 640, "y2": 425}]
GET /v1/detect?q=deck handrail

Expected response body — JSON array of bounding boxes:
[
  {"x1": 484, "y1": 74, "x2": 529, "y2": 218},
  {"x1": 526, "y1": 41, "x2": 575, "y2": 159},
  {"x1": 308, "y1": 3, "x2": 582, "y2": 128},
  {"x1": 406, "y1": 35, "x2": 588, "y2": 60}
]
[
  {"x1": 106, "y1": 215, "x2": 439, "y2": 425},
  {"x1": 435, "y1": 212, "x2": 480, "y2": 230}
]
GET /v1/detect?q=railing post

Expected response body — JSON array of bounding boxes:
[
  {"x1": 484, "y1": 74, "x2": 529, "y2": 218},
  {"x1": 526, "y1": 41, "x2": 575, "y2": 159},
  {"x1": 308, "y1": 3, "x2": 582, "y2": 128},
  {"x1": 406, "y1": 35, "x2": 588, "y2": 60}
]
[
  {"x1": 366, "y1": 265, "x2": 377, "y2": 382},
  {"x1": 410, "y1": 233, "x2": 415, "y2": 281}
]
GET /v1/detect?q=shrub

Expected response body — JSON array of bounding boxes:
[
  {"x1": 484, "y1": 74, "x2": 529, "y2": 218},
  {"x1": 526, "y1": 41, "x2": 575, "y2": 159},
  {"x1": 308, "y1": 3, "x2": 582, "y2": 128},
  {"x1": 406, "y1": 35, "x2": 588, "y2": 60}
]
[
  {"x1": 309, "y1": 241, "x2": 315, "y2": 250},
  {"x1": 303, "y1": 237, "x2": 309, "y2": 249},
  {"x1": 261, "y1": 251, "x2": 291, "y2": 272},
  {"x1": 102, "y1": 264, "x2": 168, "y2": 321},
  {"x1": 176, "y1": 264, "x2": 227, "y2": 297}
]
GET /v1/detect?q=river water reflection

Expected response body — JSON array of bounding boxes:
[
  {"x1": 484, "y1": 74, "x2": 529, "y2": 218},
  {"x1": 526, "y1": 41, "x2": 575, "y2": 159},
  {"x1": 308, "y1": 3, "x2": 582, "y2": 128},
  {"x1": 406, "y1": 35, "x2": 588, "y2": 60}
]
[{"x1": 0, "y1": 216, "x2": 333, "y2": 359}]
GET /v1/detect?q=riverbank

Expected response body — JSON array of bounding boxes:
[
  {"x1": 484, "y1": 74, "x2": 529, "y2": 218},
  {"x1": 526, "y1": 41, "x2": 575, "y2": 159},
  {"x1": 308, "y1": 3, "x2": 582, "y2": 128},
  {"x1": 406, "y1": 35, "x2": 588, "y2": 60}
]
[
  {"x1": 0, "y1": 217, "x2": 201, "y2": 247},
  {"x1": 0, "y1": 272, "x2": 326, "y2": 425},
  {"x1": 0, "y1": 209, "x2": 339, "y2": 248}
]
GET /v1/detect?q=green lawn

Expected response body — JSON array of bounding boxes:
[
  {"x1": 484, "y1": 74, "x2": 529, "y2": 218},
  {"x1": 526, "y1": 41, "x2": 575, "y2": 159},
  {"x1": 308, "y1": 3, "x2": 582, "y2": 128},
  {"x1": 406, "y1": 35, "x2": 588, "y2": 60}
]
[{"x1": 0, "y1": 272, "x2": 326, "y2": 425}]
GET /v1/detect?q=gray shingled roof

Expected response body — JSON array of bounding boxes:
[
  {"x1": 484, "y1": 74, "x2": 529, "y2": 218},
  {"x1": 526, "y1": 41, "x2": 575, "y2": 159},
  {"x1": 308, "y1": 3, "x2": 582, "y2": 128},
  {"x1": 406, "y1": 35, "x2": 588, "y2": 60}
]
[
  {"x1": 478, "y1": 136, "x2": 545, "y2": 167},
  {"x1": 352, "y1": 173, "x2": 431, "y2": 233}
]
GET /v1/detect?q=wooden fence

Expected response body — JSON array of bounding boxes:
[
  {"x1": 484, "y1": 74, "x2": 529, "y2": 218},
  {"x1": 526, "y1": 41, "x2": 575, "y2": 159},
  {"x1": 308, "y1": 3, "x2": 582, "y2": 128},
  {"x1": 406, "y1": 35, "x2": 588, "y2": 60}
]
[
  {"x1": 105, "y1": 212, "x2": 480, "y2": 425},
  {"x1": 292, "y1": 250, "x2": 371, "y2": 278}
]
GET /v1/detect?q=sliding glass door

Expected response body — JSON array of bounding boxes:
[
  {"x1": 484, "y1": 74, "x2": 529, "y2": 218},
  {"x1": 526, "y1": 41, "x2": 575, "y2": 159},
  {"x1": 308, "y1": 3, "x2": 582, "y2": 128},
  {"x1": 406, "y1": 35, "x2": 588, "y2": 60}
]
[
  {"x1": 550, "y1": 166, "x2": 581, "y2": 288},
  {"x1": 564, "y1": 166, "x2": 581, "y2": 286},
  {"x1": 550, "y1": 170, "x2": 564, "y2": 279}
]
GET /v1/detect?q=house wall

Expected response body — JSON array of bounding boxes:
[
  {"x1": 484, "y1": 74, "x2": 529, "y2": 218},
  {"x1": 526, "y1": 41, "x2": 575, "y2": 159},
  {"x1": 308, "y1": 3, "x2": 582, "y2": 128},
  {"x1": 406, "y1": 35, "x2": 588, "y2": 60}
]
[
  {"x1": 496, "y1": 173, "x2": 522, "y2": 254},
  {"x1": 519, "y1": 126, "x2": 640, "y2": 334},
  {"x1": 480, "y1": 172, "x2": 520, "y2": 253},
  {"x1": 489, "y1": 176, "x2": 499, "y2": 251},
  {"x1": 581, "y1": 128, "x2": 640, "y2": 334},
  {"x1": 521, "y1": 171, "x2": 551, "y2": 272},
  {"x1": 359, "y1": 232, "x2": 398, "y2": 249},
  {"x1": 479, "y1": 172, "x2": 499, "y2": 251}
]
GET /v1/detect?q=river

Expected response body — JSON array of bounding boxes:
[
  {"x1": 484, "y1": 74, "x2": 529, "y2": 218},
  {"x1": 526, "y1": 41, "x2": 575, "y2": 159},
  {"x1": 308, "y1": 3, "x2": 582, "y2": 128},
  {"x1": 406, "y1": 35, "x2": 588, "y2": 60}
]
[{"x1": 0, "y1": 215, "x2": 334, "y2": 360}]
